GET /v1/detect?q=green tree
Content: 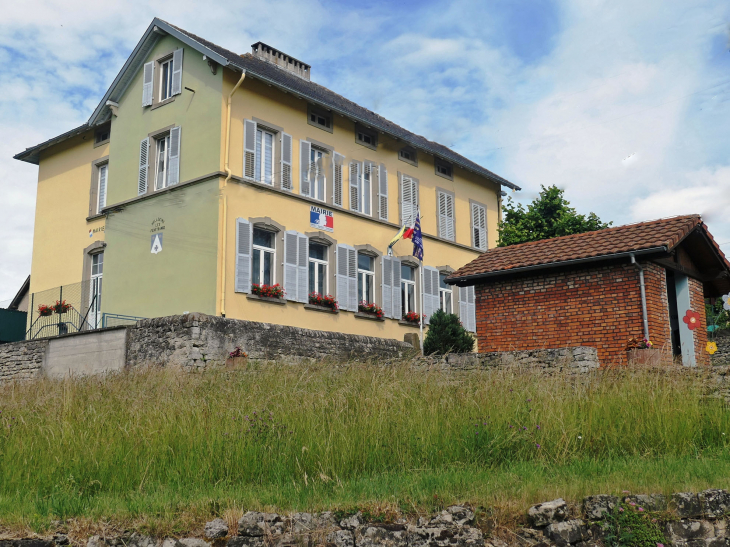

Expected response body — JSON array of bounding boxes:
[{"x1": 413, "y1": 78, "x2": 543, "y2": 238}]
[
  {"x1": 423, "y1": 309, "x2": 475, "y2": 355},
  {"x1": 498, "y1": 185, "x2": 611, "y2": 247}
]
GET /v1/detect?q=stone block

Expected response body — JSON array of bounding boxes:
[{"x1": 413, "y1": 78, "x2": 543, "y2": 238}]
[
  {"x1": 699, "y1": 490, "x2": 730, "y2": 518},
  {"x1": 583, "y1": 495, "x2": 618, "y2": 520},
  {"x1": 675, "y1": 493, "x2": 703, "y2": 518},
  {"x1": 666, "y1": 520, "x2": 716, "y2": 541},
  {"x1": 625, "y1": 494, "x2": 667, "y2": 512},
  {"x1": 544, "y1": 520, "x2": 587, "y2": 545},
  {"x1": 205, "y1": 518, "x2": 229, "y2": 540},
  {"x1": 407, "y1": 525, "x2": 484, "y2": 547},
  {"x1": 528, "y1": 499, "x2": 569, "y2": 527},
  {"x1": 338, "y1": 512, "x2": 363, "y2": 530},
  {"x1": 238, "y1": 512, "x2": 284, "y2": 537},
  {"x1": 326, "y1": 530, "x2": 353, "y2": 547},
  {"x1": 355, "y1": 524, "x2": 408, "y2": 547}
]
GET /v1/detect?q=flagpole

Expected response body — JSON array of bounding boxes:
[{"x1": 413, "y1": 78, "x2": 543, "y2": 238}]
[{"x1": 419, "y1": 259, "x2": 424, "y2": 355}]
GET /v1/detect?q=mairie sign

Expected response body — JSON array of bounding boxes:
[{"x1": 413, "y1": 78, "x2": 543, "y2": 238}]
[{"x1": 310, "y1": 206, "x2": 334, "y2": 232}]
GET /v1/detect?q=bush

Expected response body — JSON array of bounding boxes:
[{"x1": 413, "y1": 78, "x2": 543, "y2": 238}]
[
  {"x1": 423, "y1": 309, "x2": 475, "y2": 355},
  {"x1": 603, "y1": 502, "x2": 666, "y2": 547}
]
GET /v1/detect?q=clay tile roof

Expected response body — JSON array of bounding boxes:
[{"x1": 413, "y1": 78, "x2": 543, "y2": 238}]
[{"x1": 449, "y1": 214, "x2": 727, "y2": 283}]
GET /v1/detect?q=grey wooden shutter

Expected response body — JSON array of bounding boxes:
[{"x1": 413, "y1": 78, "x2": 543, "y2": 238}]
[
  {"x1": 171, "y1": 49, "x2": 183, "y2": 96},
  {"x1": 458, "y1": 286, "x2": 467, "y2": 321},
  {"x1": 423, "y1": 266, "x2": 439, "y2": 324},
  {"x1": 467, "y1": 285, "x2": 476, "y2": 332},
  {"x1": 363, "y1": 162, "x2": 372, "y2": 215},
  {"x1": 332, "y1": 152, "x2": 344, "y2": 206},
  {"x1": 336, "y1": 244, "x2": 356, "y2": 312},
  {"x1": 284, "y1": 230, "x2": 299, "y2": 301},
  {"x1": 472, "y1": 203, "x2": 487, "y2": 250},
  {"x1": 97, "y1": 165, "x2": 107, "y2": 213},
  {"x1": 297, "y1": 232, "x2": 309, "y2": 303},
  {"x1": 235, "y1": 218, "x2": 252, "y2": 293},
  {"x1": 280, "y1": 133, "x2": 293, "y2": 191},
  {"x1": 243, "y1": 119, "x2": 257, "y2": 180},
  {"x1": 438, "y1": 191, "x2": 455, "y2": 241},
  {"x1": 142, "y1": 61, "x2": 154, "y2": 106},
  {"x1": 347, "y1": 247, "x2": 358, "y2": 312},
  {"x1": 382, "y1": 256, "x2": 393, "y2": 319},
  {"x1": 138, "y1": 137, "x2": 149, "y2": 195},
  {"x1": 300, "y1": 140, "x2": 311, "y2": 196},
  {"x1": 392, "y1": 258, "x2": 402, "y2": 319},
  {"x1": 168, "y1": 126, "x2": 181, "y2": 186},
  {"x1": 378, "y1": 163, "x2": 388, "y2": 221},
  {"x1": 349, "y1": 161, "x2": 360, "y2": 212},
  {"x1": 401, "y1": 175, "x2": 418, "y2": 226}
]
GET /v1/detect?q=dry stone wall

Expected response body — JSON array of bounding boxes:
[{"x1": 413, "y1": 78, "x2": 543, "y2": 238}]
[
  {"x1": 0, "y1": 339, "x2": 46, "y2": 382},
  {"x1": 710, "y1": 330, "x2": 730, "y2": 366}
]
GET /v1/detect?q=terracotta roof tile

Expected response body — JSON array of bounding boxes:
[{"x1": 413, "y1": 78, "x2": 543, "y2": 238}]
[{"x1": 450, "y1": 215, "x2": 712, "y2": 281}]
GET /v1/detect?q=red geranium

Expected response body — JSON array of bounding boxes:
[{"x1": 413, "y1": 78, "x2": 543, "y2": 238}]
[
  {"x1": 359, "y1": 301, "x2": 384, "y2": 319},
  {"x1": 251, "y1": 283, "x2": 285, "y2": 299},
  {"x1": 37, "y1": 304, "x2": 53, "y2": 317},
  {"x1": 683, "y1": 309, "x2": 701, "y2": 331},
  {"x1": 309, "y1": 292, "x2": 339, "y2": 311},
  {"x1": 403, "y1": 311, "x2": 424, "y2": 324}
]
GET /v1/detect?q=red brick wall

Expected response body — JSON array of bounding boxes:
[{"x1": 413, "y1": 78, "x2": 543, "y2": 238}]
[
  {"x1": 474, "y1": 262, "x2": 673, "y2": 364},
  {"x1": 688, "y1": 276, "x2": 709, "y2": 365}
]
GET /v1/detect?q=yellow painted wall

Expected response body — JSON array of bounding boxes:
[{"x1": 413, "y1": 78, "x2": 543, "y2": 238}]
[{"x1": 30, "y1": 129, "x2": 107, "y2": 296}]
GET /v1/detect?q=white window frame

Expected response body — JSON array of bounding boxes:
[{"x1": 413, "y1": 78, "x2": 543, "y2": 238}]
[
  {"x1": 471, "y1": 201, "x2": 487, "y2": 251},
  {"x1": 159, "y1": 57, "x2": 174, "y2": 101},
  {"x1": 308, "y1": 243, "x2": 329, "y2": 295},
  {"x1": 89, "y1": 251, "x2": 103, "y2": 329},
  {"x1": 401, "y1": 265, "x2": 416, "y2": 317},
  {"x1": 154, "y1": 134, "x2": 171, "y2": 190},
  {"x1": 357, "y1": 253, "x2": 375, "y2": 304},
  {"x1": 310, "y1": 147, "x2": 327, "y2": 202},
  {"x1": 255, "y1": 128, "x2": 275, "y2": 186},
  {"x1": 439, "y1": 273, "x2": 452, "y2": 314},
  {"x1": 96, "y1": 163, "x2": 108, "y2": 214},
  {"x1": 362, "y1": 163, "x2": 372, "y2": 215},
  {"x1": 252, "y1": 228, "x2": 276, "y2": 286}
]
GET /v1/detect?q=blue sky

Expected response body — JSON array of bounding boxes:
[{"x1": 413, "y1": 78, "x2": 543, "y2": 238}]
[{"x1": 0, "y1": 0, "x2": 728, "y2": 302}]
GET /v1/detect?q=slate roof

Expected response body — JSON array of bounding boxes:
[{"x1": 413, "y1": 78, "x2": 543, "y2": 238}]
[
  {"x1": 15, "y1": 18, "x2": 520, "y2": 191},
  {"x1": 448, "y1": 215, "x2": 730, "y2": 285}
]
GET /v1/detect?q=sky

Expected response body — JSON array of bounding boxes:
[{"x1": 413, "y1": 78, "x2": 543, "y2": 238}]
[{"x1": 0, "y1": 0, "x2": 729, "y2": 303}]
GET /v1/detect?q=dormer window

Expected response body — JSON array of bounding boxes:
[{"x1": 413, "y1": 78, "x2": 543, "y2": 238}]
[
  {"x1": 355, "y1": 125, "x2": 377, "y2": 150},
  {"x1": 308, "y1": 104, "x2": 332, "y2": 133},
  {"x1": 435, "y1": 158, "x2": 453, "y2": 180}
]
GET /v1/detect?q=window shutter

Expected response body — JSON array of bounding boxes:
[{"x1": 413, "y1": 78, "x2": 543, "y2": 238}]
[
  {"x1": 168, "y1": 126, "x2": 181, "y2": 186},
  {"x1": 347, "y1": 247, "x2": 358, "y2": 312},
  {"x1": 401, "y1": 175, "x2": 418, "y2": 226},
  {"x1": 392, "y1": 257, "x2": 402, "y2": 319},
  {"x1": 332, "y1": 152, "x2": 344, "y2": 206},
  {"x1": 284, "y1": 230, "x2": 299, "y2": 301},
  {"x1": 349, "y1": 161, "x2": 361, "y2": 212},
  {"x1": 382, "y1": 256, "x2": 393, "y2": 319},
  {"x1": 378, "y1": 163, "x2": 388, "y2": 221},
  {"x1": 423, "y1": 266, "x2": 439, "y2": 325},
  {"x1": 336, "y1": 244, "x2": 357, "y2": 312},
  {"x1": 235, "y1": 218, "x2": 252, "y2": 293},
  {"x1": 472, "y1": 203, "x2": 487, "y2": 250},
  {"x1": 458, "y1": 286, "x2": 467, "y2": 321},
  {"x1": 138, "y1": 137, "x2": 149, "y2": 195},
  {"x1": 300, "y1": 140, "x2": 311, "y2": 197},
  {"x1": 363, "y1": 162, "x2": 372, "y2": 216},
  {"x1": 467, "y1": 285, "x2": 476, "y2": 333},
  {"x1": 280, "y1": 133, "x2": 293, "y2": 191},
  {"x1": 171, "y1": 48, "x2": 184, "y2": 96},
  {"x1": 142, "y1": 61, "x2": 154, "y2": 106},
  {"x1": 297, "y1": 233, "x2": 309, "y2": 303},
  {"x1": 438, "y1": 191, "x2": 455, "y2": 241},
  {"x1": 97, "y1": 165, "x2": 107, "y2": 213},
  {"x1": 243, "y1": 120, "x2": 257, "y2": 180}
]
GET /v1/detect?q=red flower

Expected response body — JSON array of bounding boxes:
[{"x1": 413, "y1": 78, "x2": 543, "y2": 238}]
[{"x1": 683, "y1": 309, "x2": 701, "y2": 331}]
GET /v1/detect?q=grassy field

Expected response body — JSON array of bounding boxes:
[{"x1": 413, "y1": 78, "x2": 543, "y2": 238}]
[{"x1": 1, "y1": 362, "x2": 730, "y2": 535}]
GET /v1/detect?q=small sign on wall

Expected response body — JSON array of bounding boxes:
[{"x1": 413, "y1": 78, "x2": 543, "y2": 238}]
[
  {"x1": 151, "y1": 233, "x2": 163, "y2": 254},
  {"x1": 310, "y1": 206, "x2": 334, "y2": 232}
]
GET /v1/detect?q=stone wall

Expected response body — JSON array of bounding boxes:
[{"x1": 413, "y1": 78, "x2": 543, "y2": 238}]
[
  {"x1": 710, "y1": 330, "x2": 730, "y2": 365},
  {"x1": 0, "y1": 339, "x2": 46, "y2": 382}
]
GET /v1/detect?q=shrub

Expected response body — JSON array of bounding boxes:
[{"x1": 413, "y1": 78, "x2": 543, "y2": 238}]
[
  {"x1": 423, "y1": 309, "x2": 474, "y2": 355},
  {"x1": 602, "y1": 502, "x2": 666, "y2": 547}
]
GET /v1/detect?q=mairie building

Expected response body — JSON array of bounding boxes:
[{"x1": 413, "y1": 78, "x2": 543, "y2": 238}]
[{"x1": 15, "y1": 18, "x2": 520, "y2": 342}]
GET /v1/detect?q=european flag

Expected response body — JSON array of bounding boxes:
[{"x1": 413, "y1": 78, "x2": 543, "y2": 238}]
[{"x1": 412, "y1": 211, "x2": 423, "y2": 261}]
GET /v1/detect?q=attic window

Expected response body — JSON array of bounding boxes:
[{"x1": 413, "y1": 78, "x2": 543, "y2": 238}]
[
  {"x1": 355, "y1": 125, "x2": 377, "y2": 150},
  {"x1": 435, "y1": 158, "x2": 453, "y2": 180},
  {"x1": 94, "y1": 126, "x2": 110, "y2": 146},
  {"x1": 399, "y1": 146, "x2": 417, "y2": 166},
  {"x1": 308, "y1": 104, "x2": 332, "y2": 133}
]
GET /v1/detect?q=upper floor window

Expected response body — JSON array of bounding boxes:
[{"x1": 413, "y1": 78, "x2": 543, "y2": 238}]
[
  {"x1": 309, "y1": 242, "x2": 328, "y2": 295},
  {"x1": 142, "y1": 49, "x2": 183, "y2": 107},
  {"x1": 349, "y1": 161, "x2": 373, "y2": 216},
  {"x1": 435, "y1": 158, "x2": 453, "y2": 180},
  {"x1": 471, "y1": 201, "x2": 487, "y2": 251},
  {"x1": 439, "y1": 273, "x2": 452, "y2": 314},
  {"x1": 94, "y1": 126, "x2": 110, "y2": 146},
  {"x1": 138, "y1": 127, "x2": 180, "y2": 195},
  {"x1": 355, "y1": 125, "x2": 377, "y2": 150},
  {"x1": 255, "y1": 127, "x2": 275, "y2": 185},
  {"x1": 252, "y1": 228, "x2": 276, "y2": 286},
  {"x1": 401, "y1": 264, "x2": 416, "y2": 318},
  {"x1": 400, "y1": 174, "x2": 419, "y2": 227},
  {"x1": 308, "y1": 104, "x2": 333, "y2": 133},
  {"x1": 437, "y1": 189, "x2": 455, "y2": 241},
  {"x1": 398, "y1": 146, "x2": 417, "y2": 166},
  {"x1": 357, "y1": 252, "x2": 375, "y2": 304},
  {"x1": 310, "y1": 147, "x2": 327, "y2": 201},
  {"x1": 97, "y1": 164, "x2": 108, "y2": 214},
  {"x1": 160, "y1": 57, "x2": 174, "y2": 101},
  {"x1": 154, "y1": 134, "x2": 170, "y2": 190}
]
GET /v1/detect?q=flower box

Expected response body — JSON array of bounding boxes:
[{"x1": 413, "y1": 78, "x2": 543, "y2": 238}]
[
  {"x1": 358, "y1": 301, "x2": 384, "y2": 320},
  {"x1": 627, "y1": 349, "x2": 662, "y2": 366},
  {"x1": 251, "y1": 283, "x2": 285, "y2": 299},
  {"x1": 309, "y1": 293, "x2": 339, "y2": 311},
  {"x1": 52, "y1": 300, "x2": 72, "y2": 314},
  {"x1": 37, "y1": 305, "x2": 53, "y2": 317},
  {"x1": 402, "y1": 311, "x2": 424, "y2": 325}
]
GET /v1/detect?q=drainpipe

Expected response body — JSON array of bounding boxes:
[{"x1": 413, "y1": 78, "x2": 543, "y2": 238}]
[
  {"x1": 630, "y1": 253, "x2": 650, "y2": 340},
  {"x1": 220, "y1": 70, "x2": 246, "y2": 318}
]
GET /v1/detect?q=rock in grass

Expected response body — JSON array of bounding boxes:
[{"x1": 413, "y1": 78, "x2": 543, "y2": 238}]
[
  {"x1": 291, "y1": 513, "x2": 314, "y2": 534},
  {"x1": 673, "y1": 492, "x2": 702, "y2": 518},
  {"x1": 237, "y1": 512, "x2": 283, "y2": 537},
  {"x1": 355, "y1": 524, "x2": 408, "y2": 547},
  {"x1": 528, "y1": 499, "x2": 568, "y2": 527},
  {"x1": 407, "y1": 524, "x2": 484, "y2": 547},
  {"x1": 699, "y1": 489, "x2": 730, "y2": 518},
  {"x1": 326, "y1": 530, "x2": 354, "y2": 547},
  {"x1": 624, "y1": 494, "x2": 667, "y2": 512},
  {"x1": 583, "y1": 495, "x2": 618, "y2": 520},
  {"x1": 339, "y1": 512, "x2": 363, "y2": 530},
  {"x1": 544, "y1": 519, "x2": 587, "y2": 545},
  {"x1": 205, "y1": 519, "x2": 229, "y2": 540},
  {"x1": 665, "y1": 519, "x2": 715, "y2": 541}
]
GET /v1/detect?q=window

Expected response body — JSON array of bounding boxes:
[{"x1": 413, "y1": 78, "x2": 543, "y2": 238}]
[
  {"x1": 309, "y1": 242, "x2": 328, "y2": 295},
  {"x1": 310, "y1": 147, "x2": 327, "y2": 201},
  {"x1": 252, "y1": 228, "x2": 276, "y2": 286},
  {"x1": 308, "y1": 105, "x2": 332, "y2": 133},
  {"x1": 159, "y1": 58, "x2": 174, "y2": 101},
  {"x1": 439, "y1": 273, "x2": 452, "y2": 314},
  {"x1": 255, "y1": 128, "x2": 275, "y2": 185},
  {"x1": 97, "y1": 164, "x2": 108, "y2": 214},
  {"x1": 437, "y1": 189, "x2": 455, "y2": 241},
  {"x1": 471, "y1": 201, "x2": 487, "y2": 250},
  {"x1": 154, "y1": 134, "x2": 170, "y2": 190},
  {"x1": 400, "y1": 174, "x2": 419, "y2": 226},
  {"x1": 362, "y1": 162, "x2": 372, "y2": 215},
  {"x1": 435, "y1": 158, "x2": 453, "y2": 180},
  {"x1": 355, "y1": 125, "x2": 377, "y2": 150},
  {"x1": 401, "y1": 264, "x2": 416, "y2": 318},
  {"x1": 349, "y1": 161, "x2": 372, "y2": 215},
  {"x1": 398, "y1": 146, "x2": 417, "y2": 166},
  {"x1": 89, "y1": 252, "x2": 103, "y2": 329},
  {"x1": 95, "y1": 127, "x2": 110, "y2": 146},
  {"x1": 357, "y1": 252, "x2": 375, "y2": 304}
]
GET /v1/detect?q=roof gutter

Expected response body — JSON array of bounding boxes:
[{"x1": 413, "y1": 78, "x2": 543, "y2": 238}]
[{"x1": 447, "y1": 246, "x2": 668, "y2": 286}]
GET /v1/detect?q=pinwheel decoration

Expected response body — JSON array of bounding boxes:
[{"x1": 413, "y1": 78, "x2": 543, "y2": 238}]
[
  {"x1": 707, "y1": 341, "x2": 718, "y2": 355},
  {"x1": 683, "y1": 309, "x2": 701, "y2": 331}
]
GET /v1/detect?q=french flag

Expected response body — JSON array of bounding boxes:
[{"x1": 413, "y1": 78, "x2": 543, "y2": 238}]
[{"x1": 310, "y1": 210, "x2": 334, "y2": 229}]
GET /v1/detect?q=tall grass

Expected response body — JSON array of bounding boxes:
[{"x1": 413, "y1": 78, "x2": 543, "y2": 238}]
[{"x1": 1, "y1": 363, "x2": 729, "y2": 531}]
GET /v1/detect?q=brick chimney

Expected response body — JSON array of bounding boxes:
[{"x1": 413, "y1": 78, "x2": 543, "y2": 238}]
[{"x1": 250, "y1": 42, "x2": 311, "y2": 80}]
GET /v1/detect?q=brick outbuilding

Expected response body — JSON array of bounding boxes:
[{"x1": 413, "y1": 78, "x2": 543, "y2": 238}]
[{"x1": 447, "y1": 215, "x2": 730, "y2": 365}]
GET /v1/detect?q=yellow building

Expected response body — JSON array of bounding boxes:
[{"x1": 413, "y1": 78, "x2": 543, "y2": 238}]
[{"x1": 15, "y1": 18, "x2": 520, "y2": 343}]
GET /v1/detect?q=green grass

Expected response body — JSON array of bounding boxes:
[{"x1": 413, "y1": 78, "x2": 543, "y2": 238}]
[{"x1": 1, "y1": 362, "x2": 729, "y2": 535}]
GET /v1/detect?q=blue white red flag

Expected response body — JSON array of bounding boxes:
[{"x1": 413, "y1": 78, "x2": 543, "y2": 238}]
[{"x1": 412, "y1": 211, "x2": 423, "y2": 261}]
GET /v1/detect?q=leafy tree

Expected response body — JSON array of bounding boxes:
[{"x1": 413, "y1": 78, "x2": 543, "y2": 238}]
[
  {"x1": 423, "y1": 309, "x2": 475, "y2": 355},
  {"x1": 498, "y1": 185, "x2": 611, "y2": 247}
]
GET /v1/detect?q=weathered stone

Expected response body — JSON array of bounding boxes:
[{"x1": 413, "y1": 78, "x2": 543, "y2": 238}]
[
  {"x1": 355, "y1": 524, "x2": 408, "y2": 547},
  {"x1": 583, "y1": 495, "x2": 618, "y2": 520},
  {"x1": 625, "y1": 494, "x2": 667, "y2": 512},
  {"x1": 0, "y1": 541, "x2": 54, "y2": 547},
  {"x1": 315, "y1": 511, "x2": 338, "y2": 529},
  {"x1": 700, "y1": 490, "x2": 730, "y2": 518},
  {"x1": 675, "y1": 493, "x2": 703, "y2": 518},
  {"x1": 291, "y1": 512, "x2": 315, "y2": 534},
  {"x1": 226, "y1": 538, "x2": 264, "y2": 547},
  {"x1": 326, "y1": 529, "x2": 354, "y2": 547},
  {"x1": 179, "y1": 539, "x2": 210, "y2": 547},
  {"x1": 447, "y1": 506, "x2": 476, "y2": 526},
  {"x1": 666, "y1": 520, "x2": 716, "y2": 541},
  {"x1": 338, "y1": 512, "x2": 363, "y2": 530},
  {"x1": 484, "y1": 538, "x2": 509, "y2": 547},
  {"x1": 528, "y1": 499, "x2": 569, "y2": 528},
  {"x1": 238, "y1": 512, "x2": 284, "y2": 537},
  {"x1": 205, "y1": 518, "x2": 229, "y2": 539},
  {"x1": 53, "y1": 535, "x2": 69, "y2": 546},
  {"x1": 407, "y1": 524, "x2": 485, "y2": 547},
  {"x1": 544, "y1": 520, "x2": 587, "y2": 545}
]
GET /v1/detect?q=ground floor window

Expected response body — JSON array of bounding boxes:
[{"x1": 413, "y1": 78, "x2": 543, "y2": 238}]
[
  {"x1": 252, "y1": 228, "x2": 276, "y2": 285},
  {"x1": 358, "y1": 252, "x2": 374, "y2": 304},
  {"x1": 401, "y1": 265, "x2": 416, "y2": 317},
  {"x1": 439, "y1": 272, "x2": 452, "y2": 313},
  {"x1": 309, "y1": 242, "x2": 328, "y2": 294}
]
